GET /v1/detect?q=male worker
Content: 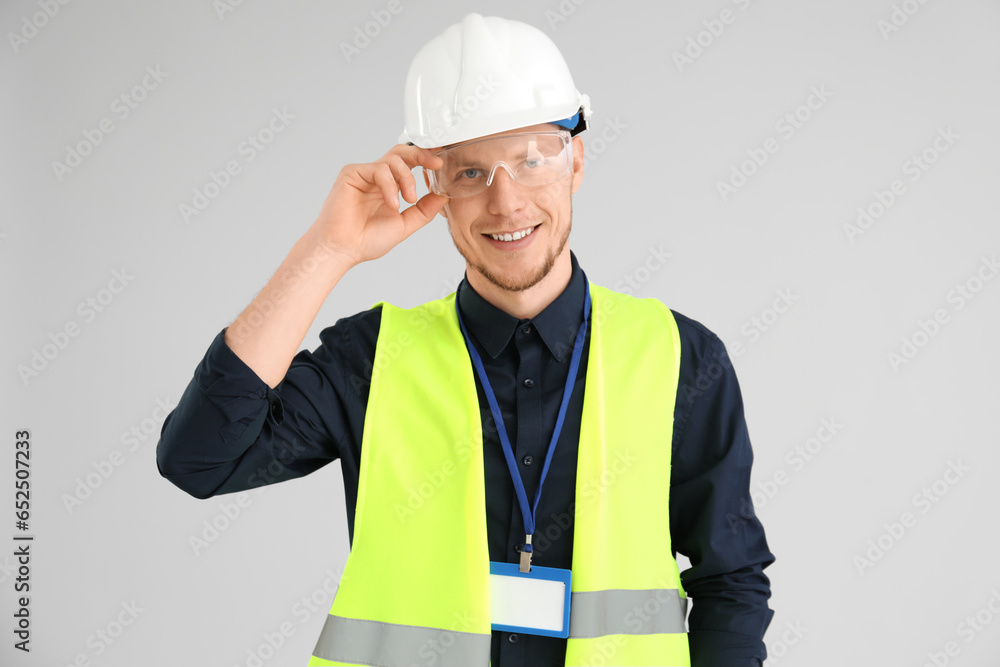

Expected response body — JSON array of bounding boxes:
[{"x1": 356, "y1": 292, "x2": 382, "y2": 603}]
[{"x1": 157, "y1": 12, "x2": 774, "y2": 667}]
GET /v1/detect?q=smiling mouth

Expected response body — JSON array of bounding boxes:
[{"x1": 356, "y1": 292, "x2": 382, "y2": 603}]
[{"x1": 483, "y1": 225, "x2": 538, "y2": 242}]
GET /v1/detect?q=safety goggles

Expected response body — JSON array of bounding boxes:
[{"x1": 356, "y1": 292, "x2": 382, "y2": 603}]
[{"x1": 424, "y1": 130, "x2": 573, "y2": 199}]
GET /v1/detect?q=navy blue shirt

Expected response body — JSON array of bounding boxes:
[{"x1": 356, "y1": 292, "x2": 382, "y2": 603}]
[{"x1": 157, "y1": 250, "x2": 774, "y2": 666}]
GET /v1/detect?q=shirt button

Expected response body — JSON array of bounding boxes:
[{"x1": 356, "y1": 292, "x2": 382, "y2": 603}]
[
  {"x1": 514, "y1": 543, "x2": 522, "y2": 553},
  {"x1": 523, "y1": 378, "x2": 535, "y2": 388},
  {"x1": 521, "y1": 325, "x2": 532, "y2": 335},
  {"x1": 522, "y1": 455, "x2": 533, "y2": 466},
  {"x1": 508, "y1": 633, "x2": 519, "y2": 643}
]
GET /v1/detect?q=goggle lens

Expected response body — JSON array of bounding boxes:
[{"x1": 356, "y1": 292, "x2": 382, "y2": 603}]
[{"x1": 426, "y1": 131, "x2": 572, "y2": 199}]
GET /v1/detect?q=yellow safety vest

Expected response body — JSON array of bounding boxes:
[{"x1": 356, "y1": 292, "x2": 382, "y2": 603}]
[{"x1": 308, "y1": 282, "x2": 690, "y2": 667}]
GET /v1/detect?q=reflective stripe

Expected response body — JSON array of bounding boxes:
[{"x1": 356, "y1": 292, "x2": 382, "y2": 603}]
[
  {"x1": 312, "y1": 614, "x2": 491, "y2": 667},
  {"x1": 569, "y1": 589, "x2": 688, "y2": 639}
]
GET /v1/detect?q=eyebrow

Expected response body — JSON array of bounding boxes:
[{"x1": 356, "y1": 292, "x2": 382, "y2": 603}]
[{"x1": 445, "y1": 139, "x2": 546, "y2": 159}]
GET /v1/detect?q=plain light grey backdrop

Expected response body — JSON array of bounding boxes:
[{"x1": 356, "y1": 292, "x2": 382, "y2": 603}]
[{"x1": 3, "y1": 0, "x2": 999, "y2": 665}]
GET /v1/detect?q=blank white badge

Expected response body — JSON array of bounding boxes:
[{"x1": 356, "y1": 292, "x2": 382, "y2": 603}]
[{"x1": 488, "y1": 561, "x2": 572, "y2": 638}]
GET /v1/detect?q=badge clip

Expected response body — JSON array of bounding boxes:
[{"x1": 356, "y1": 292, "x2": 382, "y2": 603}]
[{"x1": 519, "y1": 534, "x2": 533, "y2": 572}]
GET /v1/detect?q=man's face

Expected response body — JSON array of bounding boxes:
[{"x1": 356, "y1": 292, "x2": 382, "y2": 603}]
[{"x1": 425, "y1": 122, "x2": 585, "y2": 293}]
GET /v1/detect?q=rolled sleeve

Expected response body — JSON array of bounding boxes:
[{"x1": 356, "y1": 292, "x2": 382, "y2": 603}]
[
  {"x1": 157, "y1": 325, "x2": 349, "y2": 499},
  {"x1": 669, "y1": 313, "x2": 775, "y2": 667}
]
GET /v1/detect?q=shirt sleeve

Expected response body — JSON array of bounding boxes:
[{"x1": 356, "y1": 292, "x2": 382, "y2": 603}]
[
  {"x1": 156, "y1": 310, "x2": 378, "y2": 499},
  {"x1": 669, "y1": 311, "x2": 775, "y2": 667}
]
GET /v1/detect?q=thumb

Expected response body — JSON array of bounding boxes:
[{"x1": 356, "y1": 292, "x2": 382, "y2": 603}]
[{"x1": 399, "y1": 192, "x2": 449, "y2": 238}]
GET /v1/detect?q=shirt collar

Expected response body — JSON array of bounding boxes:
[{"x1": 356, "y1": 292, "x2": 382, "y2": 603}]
[{"x1": 456, "y1": 250, "x2": 586, "y2": 363}]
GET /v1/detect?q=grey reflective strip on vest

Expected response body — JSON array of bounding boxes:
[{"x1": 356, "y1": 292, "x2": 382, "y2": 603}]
[
  {"x1": 312, "y1": 614, "x2": 491, "y2": 667},
  {"x1": 569, "y1": 589, "x2": 688, "y2": 639}
]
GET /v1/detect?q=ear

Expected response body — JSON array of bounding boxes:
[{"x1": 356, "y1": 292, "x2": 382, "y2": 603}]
[{"x1": 570, "y1": 135, "x2": 584, "y2": 195}]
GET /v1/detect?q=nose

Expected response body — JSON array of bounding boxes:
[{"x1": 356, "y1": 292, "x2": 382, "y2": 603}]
[
  {"x1": 486, "y1": 162, "x2": 528, "y2": 216},
  {"x1": 486, "y1": 161, "x2": 517, "y2": 187}
]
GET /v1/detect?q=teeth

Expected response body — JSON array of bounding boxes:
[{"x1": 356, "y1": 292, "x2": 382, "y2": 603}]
[{"x1": 490, "y1": 226, "x2": 535, "y2": 242}]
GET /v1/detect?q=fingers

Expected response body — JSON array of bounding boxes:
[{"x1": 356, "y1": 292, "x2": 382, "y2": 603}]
[
  {"x1": 393, "y1": 143, "x2": 445, "y2": 169},
  {"x1": 371, "y1": 162, "x2": 399, "y2": 209},
  {"x1": 399, "y1": 192, "x2": 448, "y2": 237},
  {"x1": 377, "y1": 145, "x2": 445, "y2": 207},
  {"x1": 383, "y1": 154, "x2": 418, "y2": 204},
  {"x1": 351, "y1": 145, "x2": 445, "y2": 210}
]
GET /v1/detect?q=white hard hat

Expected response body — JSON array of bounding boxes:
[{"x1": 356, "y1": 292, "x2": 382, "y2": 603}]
[{"x1": 398, "y1": 13, "x2": 592, "y2": 149}]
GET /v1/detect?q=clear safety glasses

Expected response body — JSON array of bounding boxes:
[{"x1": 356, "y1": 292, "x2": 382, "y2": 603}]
[{"x1": 425, "y1": 130, "x2": 573, "y2": 199}]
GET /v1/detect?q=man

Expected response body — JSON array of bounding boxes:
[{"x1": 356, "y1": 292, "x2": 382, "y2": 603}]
[{"x1": 157, "y1": 12, "x2": 774, "y2": 667}]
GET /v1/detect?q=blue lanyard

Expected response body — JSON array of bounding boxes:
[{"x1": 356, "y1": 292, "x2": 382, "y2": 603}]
[{"x1": 455, "y1": 276, "x2": 591, "y2": 572}]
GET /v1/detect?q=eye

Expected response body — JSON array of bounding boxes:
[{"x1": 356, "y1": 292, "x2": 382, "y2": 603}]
[
  {"x1": 454, "y1": 167, "x2": 483, "y2": 180},
  {"x1": 524, "y1": 156, "x2": 544, "y2": 169}
]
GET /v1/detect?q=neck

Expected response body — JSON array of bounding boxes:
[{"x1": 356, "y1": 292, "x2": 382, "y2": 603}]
[{"x1": 466, "y1": 249, "x2": 573, "y2": 320}]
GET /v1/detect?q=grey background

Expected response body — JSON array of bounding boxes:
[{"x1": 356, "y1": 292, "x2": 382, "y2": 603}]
[{"x1": 3, "y1": 0, "x2": 999, "y2": 665}]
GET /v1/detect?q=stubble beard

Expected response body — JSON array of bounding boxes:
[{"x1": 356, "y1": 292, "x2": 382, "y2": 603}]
[{"x1": 451, "y1": 202, "x2": 572, "y2": 293}]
